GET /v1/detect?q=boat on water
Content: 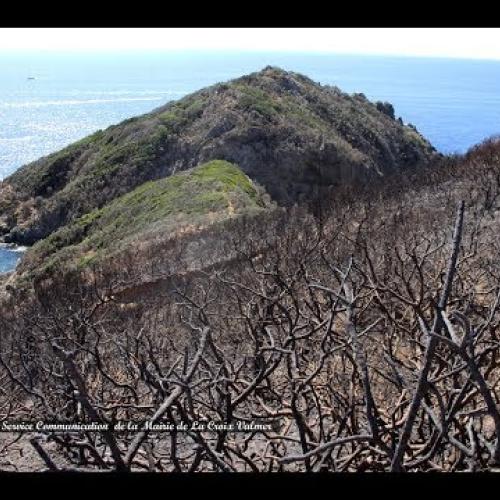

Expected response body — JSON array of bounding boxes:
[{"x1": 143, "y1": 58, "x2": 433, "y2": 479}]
[{"x1": 27, "y1": 76, "x2": 35, "y2": 80}]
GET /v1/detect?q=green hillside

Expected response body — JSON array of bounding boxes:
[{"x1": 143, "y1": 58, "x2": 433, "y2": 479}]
[{"x1": 21, "y1": 160, "x2": 267, "y2": 276}]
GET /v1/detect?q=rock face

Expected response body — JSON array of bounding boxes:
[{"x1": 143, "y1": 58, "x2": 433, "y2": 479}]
[{"x1": 0, "y1": 66, "x2": 438, "y2": 246}]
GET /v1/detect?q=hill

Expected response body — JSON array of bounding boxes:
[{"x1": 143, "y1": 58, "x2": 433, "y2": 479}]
[
  {"x1": 16, "y1": 160, "x2": 270, "y2": 278},
  {"x1": 0, "y1": 66, "x2": 437, "y2": 246}
]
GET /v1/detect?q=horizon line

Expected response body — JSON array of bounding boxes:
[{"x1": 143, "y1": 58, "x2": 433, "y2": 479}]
[{"x1": 1, "y1": 48, "x2": 500, "y2": 63}]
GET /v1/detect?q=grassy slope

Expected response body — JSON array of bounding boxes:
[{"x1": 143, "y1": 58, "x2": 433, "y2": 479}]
[{"x1": 20, "y1": 160, "x2": 267, "y2": 276}]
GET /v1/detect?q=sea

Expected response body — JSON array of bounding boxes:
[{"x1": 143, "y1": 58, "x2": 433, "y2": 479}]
[{"x1": 1, "y1": 51, "x2": 500, "y2": 272}]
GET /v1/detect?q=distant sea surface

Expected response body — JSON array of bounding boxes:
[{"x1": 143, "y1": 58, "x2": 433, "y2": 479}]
[{"x1": 1, "y1": 51, "x2": 500, "y2": 271}]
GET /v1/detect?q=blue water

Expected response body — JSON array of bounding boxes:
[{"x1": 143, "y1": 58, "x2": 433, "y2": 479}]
[
  {"x1": 0, "y1": 245, "x2": 23, "y2": 273},
  {"x1": 1, "y1": 51, "x2": 500, "y2": 271}
]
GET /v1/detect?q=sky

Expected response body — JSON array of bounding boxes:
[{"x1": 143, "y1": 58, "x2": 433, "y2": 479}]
[{"x1": 0, "y1": 28, "x2": 500, "y2": 60}]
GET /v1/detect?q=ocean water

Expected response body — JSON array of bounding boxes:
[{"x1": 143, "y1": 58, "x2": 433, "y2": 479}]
[
  {"x1": 0, "y1": 245, "x2": 23, "y2": 273},
  {"x1": 1, "y1": 51, "x2": 500, "y2": 271}
]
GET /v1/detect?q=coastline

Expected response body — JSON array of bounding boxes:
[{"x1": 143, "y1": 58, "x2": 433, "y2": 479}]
[{"x1": 0, "y1": 242, "x2": 28, "y2": 253}]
